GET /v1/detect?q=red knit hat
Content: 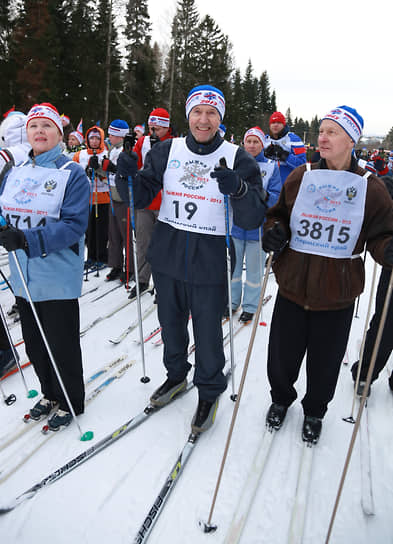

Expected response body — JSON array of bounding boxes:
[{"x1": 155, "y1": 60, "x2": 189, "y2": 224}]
[
  {"x1": 27, "y1": 102, "x2": 63, "y2": 134},
  {"x1": 148, "y1": 108, "x2": 170, "y2": 128},
  {"x1": 269, "y1": 111, "x2": 286, "y2": 125}
]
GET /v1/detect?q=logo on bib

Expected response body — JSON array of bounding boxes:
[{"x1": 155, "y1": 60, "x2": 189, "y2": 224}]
[
  {"x1": 13, "y1": 177, "x2": 39, "y2": 204},
  {"x1": 314, "y1": 184, "x2": 343, "y2": 213},
  {"x1": 345, "y1": 186, "x2": 357, "y2": 201},
  {"x1": 178, "y1": 160, "x2": 211, "y2": 190},
  {"x1": 44, "y1": 179, "x2": 57, "y2": 192},
  {"x1": 168, "y1": 160, "x2": 180, "y2": 169}
]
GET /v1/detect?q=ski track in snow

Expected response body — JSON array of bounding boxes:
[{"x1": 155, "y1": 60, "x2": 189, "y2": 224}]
[{"x1": 0, "y1": 256, "x2": 393, "y2": 544}]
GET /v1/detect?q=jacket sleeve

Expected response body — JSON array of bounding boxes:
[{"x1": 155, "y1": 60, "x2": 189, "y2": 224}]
[
  {"x1": 266, "y1": 162, "x2": 282, "y2": 207},
  {"x1": 230, "y1": 147, "x2": 268, "y2": 230},
  {"x1": 23, "y1": 162, "x2": 90, "y2": 258},
  {"x1": 285, "y1": 133, "x2": 307, "y2": 171}
]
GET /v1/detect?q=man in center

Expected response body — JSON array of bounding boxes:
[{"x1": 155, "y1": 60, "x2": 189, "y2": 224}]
[{"x1": 116, "y1": 84, "x2": 267, "y2": 433}]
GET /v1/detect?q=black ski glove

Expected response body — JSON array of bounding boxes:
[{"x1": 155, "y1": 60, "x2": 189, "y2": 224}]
[
  {"x1": 116, "y1": 151, "x2": 138, "y2": 180},
  {"x1": 384, "y1": 238, "x2": 393, "y2": 266},
  {"x1": 276, "y1": 147, "x2": 289, "y2": 162},
  {"x1": 102, "y1": 157, "x2": 117, "y2": 173},
  {"x1": 88, "y1": 155, "x2": 99, "y2": 170},
  {"x1": 264, "y1": 144, "x2": 277, "y2": 160},
  {"x1": 210, "y1": 162, "x2": 241, "y2": 196},
  {"x1": 0, "y1": 225, "x2": 27, "y2": 252},
  {"x1": 262, "y1": 223, "x2": 288, "y2": 252}
]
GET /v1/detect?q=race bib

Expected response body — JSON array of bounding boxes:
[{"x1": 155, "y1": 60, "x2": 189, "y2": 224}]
[
  {"x1": 289, "y1": 168, "x2": 368, "y2": 258},
  {"x1": 0, "y1": 164, "x2": 70, "y2": 229},
  {"x1": 158, "y1": 138, "x2": 237, "y2": 235}
]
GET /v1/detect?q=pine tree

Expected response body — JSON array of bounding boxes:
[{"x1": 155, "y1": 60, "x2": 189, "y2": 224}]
[
  {"x1": 193, "y1": 15, "x2": 233, "y2": 93},
  {"x1": 123, "y1": 0, "x2": 159, "y2": 126},
  {"x1": 0, "y1": 0, "x2": 15, "y2": 113},
  {"x1": 241, "y1": 60, "x2": 259, "y2": 132},
  {"x1": 162, "y1": 0, "x2": 200, "y2": 133},
  {"x1": 225, "y1": 69, "x2": 243, "y2": 143},
  {"x1": 11, "y1": 0, "x2": 63, "y2": 111}
]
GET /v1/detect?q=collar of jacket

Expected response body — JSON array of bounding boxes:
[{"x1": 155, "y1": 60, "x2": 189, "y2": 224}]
[
  {"x1": 28, "y1": 144, "x2": 63, "y2": 168},
  {"x1": 319, "y1": 156, "x2": 358, "y2": 173},
  {"x1": 185, "y1": 132, "x2": 224, "y2": 155}
]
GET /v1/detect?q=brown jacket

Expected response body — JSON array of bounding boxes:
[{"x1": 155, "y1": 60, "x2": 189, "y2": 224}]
[{"x1": 264, "y1": 158, "x2": 393, "y2": 311}]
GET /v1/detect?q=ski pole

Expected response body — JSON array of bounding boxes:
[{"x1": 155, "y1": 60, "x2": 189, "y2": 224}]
[
  {"x1": 0, "y1": 218, "x2": 93, "y2": 441},
  {"x1": 94, "y1": 173, "x2": 100, "y2": 277},
  {"x1": 343, "y1": 261, "x2": 378, "y2": 424},
  {"x1": 325, "y1": 268, "x2": 393, "y2": 544},
  {"x1": 0, "y1": 302, "x2": 37, "y2": 400},
  {"x1": 124, "y1": 134, "x2": 150, "y2": 383},
  {"x1": 200, "y1": 252, "x2": 273, "y2": 534},
  {"x1": 219, "y1": 157, "x2": 236, "y2": 401}
]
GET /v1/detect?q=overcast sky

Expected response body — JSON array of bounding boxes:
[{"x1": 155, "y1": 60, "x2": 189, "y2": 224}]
[{"x1": 147, "y1": 0, "x2": 391, "y2": 137}]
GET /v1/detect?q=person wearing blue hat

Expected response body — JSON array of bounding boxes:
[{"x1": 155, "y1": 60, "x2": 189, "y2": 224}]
[
  {"x1": 115, "y1": 84, "x2": 268, "y2": 433},
  {"x1": 262, "y1": 105, "x2": 393, "y2": 444}
]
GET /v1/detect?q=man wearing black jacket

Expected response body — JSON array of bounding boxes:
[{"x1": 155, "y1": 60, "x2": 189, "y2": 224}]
[{"x1": 116, "y1": 84, "x2": 267, "y2": 433}]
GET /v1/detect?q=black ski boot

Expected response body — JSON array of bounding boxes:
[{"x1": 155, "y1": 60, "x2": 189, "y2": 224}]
[
  {"x1": 302, "y1": 416, "x2": 322, "y2": 444},
  {"x1": 106, "y1": 267, "x2": 121, "y2": 281},
  {"x1": 150, "y1": 377, "x2": 187, "y2": 407},
  {"x1": 0, "y1": 348, "x2": 16, "y2": 378},
  {"x1": 239, "y1": 311, "x2": 254, "y2": 323},
  {"x1": 191, "y1": 397, "x2": 219, "y2": 433},
  {"x1": 266, "y1": 403, "x2": 288, "y2": 430},
  {"x1": 29, "y1": 398, "x2": 58, "y2": 421},
  {"x1": 47, "y1": 409, "x2": 73, "y2": 431},
  {"x1": 356, "y1": 380, "x2": 371, "y2": 397},
  {"x1": 128, "y1": 282, "x2": 149, "y2": 300}
]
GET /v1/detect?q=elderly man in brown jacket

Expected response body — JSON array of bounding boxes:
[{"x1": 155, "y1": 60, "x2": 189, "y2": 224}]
[{"x1": 262, "y1": 105, "x2": 393, "y2": 444}]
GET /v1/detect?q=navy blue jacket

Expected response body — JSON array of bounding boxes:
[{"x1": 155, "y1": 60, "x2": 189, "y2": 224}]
[{"x1": 116, "y1": 133, "x2": 267, "y2": 285}]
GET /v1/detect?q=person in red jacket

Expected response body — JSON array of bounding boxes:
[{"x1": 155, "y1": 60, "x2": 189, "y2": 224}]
[{"x1": 130, "y1": 107, "x2": 173, "y2": 299}]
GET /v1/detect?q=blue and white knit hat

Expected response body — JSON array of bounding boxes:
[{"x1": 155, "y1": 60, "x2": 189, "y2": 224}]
[
  {"x1": 321, "y1": 106, "x2": 363, "y2": 143},
  {"x1": 185, "y1": 85, "x2": 225, "y2": 120},
  {"x1": 219, "y1": 124, "x2": 226, "y2": 137},
  {"x1": 108, "y1": 119, "x2": 129, "y2": 137}
]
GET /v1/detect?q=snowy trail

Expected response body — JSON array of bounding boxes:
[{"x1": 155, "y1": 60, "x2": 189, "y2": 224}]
[{"x1": 0, "y1": 261, "x2": 393, "y2": 543}]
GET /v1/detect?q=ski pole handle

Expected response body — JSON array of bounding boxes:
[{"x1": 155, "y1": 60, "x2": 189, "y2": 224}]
[{"x1": 218, "y1": 157, "x2": 231, "y2": 250}]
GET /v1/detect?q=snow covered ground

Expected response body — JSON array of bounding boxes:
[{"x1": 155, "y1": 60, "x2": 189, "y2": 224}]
[{"x1": 0, "y1": 253, "x2": 392, "y2": 544}]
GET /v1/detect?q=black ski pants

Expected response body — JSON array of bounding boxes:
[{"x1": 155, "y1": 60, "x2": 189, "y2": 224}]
[
  {"x1": 360, "y1": 267, "x2": 393, "y2": 382},
  {"x1": 86, "y1": 202, "x2": 109, "y2": 264},
  {"x1": 152, "y1": 270, "x2": 228, "y2": 402},
  {"x1": 17, "y1": 297, "x2": 85, "y2": 414},
  {"x1": 267, "y1": 293, "x2": 354, "y2": 418},
  {"x1": 0, "y1": 314, "x2": 10, "y2": 350}
]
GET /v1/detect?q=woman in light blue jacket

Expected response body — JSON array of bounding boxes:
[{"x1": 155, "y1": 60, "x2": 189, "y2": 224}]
[
  {"x1": 0, "y1": 103, "x2": 90, "y2": 431},
  {"x1": 230, "y1": 127, "x2": 281, "y2": 322}
]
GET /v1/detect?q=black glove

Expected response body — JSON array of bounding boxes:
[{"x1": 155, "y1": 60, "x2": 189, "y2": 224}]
[
  {"x1": 276, "y1": 147, "x2": 289, "y2": 162},
  {"x1": 149, "y1": 129, "x2": 160, "y2": 147},
  {"x1": 374, "y1": 158, "x2": 385, "y2": 172},
  {"x1": 102, "y1": 157, "x2": 117, "y2": 173},
  {"x1": 116, "y1": 150, "x2": 138, "y2": 180},
  {"x1": 210, "y1": 162, "x2": 241, "y2": 195},
  {"x1": 88, "y1": 155, "x2": 99, "y2": 170},
  {"x1": 384, "y1": 238, "x2": 393, "y2": 266},
  {"x1": 262, "y1": 223, "x2": 288, "y2": 252},
  {"x1": 0, "y1": 225, "x2": 27, "y2": 252},
  {"x1": 264, "y1": 144, "x2": 276, "y2": 160}
]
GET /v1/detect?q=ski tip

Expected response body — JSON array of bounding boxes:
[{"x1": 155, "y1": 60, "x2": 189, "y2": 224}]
[
  {"x1": 198, "y1": 519, "x2": 217, "y2": 533},
  {"x1": 41, "y1": 424, "x2": 50, "y2": 434},
  {"x1": 260, "y1": 321, "x2": 267, "y2": 326},
  {"x1": 23, "y1": 413, "x2": 31, "y2": 422},
  {"x1": 80, "y1": 430, "x2": 94, "y2": 442},
  {"x1": 27, "y1": 389, "x2": 39, "y2": 398}
]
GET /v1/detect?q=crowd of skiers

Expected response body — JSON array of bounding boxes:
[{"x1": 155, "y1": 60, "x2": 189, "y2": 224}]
[{"x1": 0, "y1": 88, "x2": 393, "y2": 444}]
